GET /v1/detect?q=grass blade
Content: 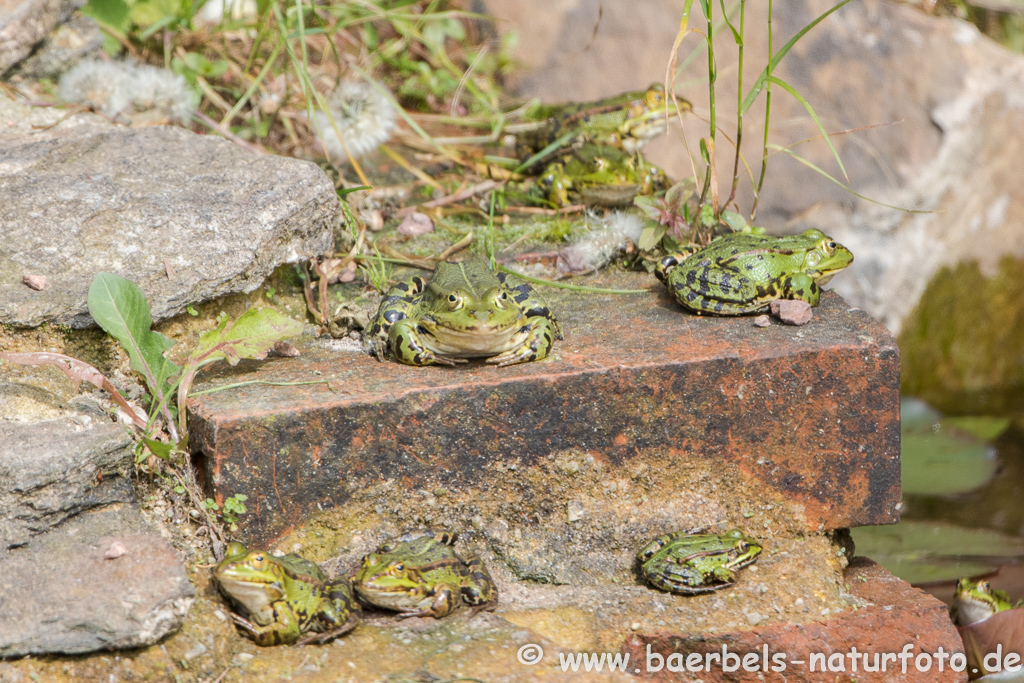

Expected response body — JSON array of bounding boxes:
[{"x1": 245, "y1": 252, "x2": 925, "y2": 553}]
[
  {"x1": 740, "y1": 0, "x2": 852, "y2": 115},
  {"x1": 768, "y1": 143, "x2": 927, "y2": 213},
  {"x1": 767, "y1": 75, "x2": 846, "y2": 181}
]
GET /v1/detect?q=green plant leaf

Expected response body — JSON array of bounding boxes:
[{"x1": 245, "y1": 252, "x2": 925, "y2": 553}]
[
  {"x1": 740, "y1": 0, "x2": 853, "y2": 115},
  {"x1": 142, "y1": 437, "x2": 174, "y2": 460},
  {"x1": 720, "y1": 210, "x2": 749, "y2": 232},
  {"x1": 82, "y1": 0, "x2": 131, "y2": 33},
  {"x1": 633, "y1": 196, "x2": 663, "y2": 221},
  {"x1": 638, "y1": 225, "x2": 667, "y2": 251},
  {"x1": 87, "y1": 273, "x2": 180, "y2": 400},
  {"x1": 193, "y1": 306, "x2": 302, "y2": 367},
  {"x1": 766, "y1": 76, "x2": 847, "y2": 180}
]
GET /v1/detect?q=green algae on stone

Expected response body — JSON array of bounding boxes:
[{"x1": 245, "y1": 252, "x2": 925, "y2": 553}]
[{"x1": 900, "y1": 258, "x2": 1024, "y2": 415}]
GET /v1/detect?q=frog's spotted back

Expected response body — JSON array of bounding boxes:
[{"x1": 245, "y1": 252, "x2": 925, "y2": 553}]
[{"x1": 657, "y1": 229, "x2": 854, "y2": 315}]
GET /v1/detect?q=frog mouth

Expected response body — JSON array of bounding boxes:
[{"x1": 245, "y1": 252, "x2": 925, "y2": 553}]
[{"x1": 420, "y1": 320, "x2": 527, "y2": 357}]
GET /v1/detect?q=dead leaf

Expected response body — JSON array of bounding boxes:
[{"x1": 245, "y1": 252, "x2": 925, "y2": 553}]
[
  {"x1": 0, "y1": 352, "x2": 147, "y2": 430},
  {"x1": 957, "y1": 607, "x2": 1024, "y2": 678},
  {"x1": 22, "y1": 274, "x2": 46, "y2": 290}
]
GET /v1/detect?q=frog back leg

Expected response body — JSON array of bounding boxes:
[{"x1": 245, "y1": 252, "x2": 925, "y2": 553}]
[
  {"x1": 363, "y1": 275, "x2": 427, "y2": 360},
  {"x1": 231, "y1": 602, "x2": 304, "y2": 646},
  {"x1": 294, "y1": 579, "x2": 362, "y2": 645},
  {"x1": 487, "y1": 272, "x2": 563, "y2": 367},
  {"x1": 459, "y1": 554, "x2": 499, "y2": 615}
]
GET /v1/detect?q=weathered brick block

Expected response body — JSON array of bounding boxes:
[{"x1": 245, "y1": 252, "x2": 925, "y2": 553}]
[
  {"x1": 624, "y1": 558, "x2": 967, "y2": 682},
  {"x1": 188, "y1": 277, "x2": 899, "y2": 546}
]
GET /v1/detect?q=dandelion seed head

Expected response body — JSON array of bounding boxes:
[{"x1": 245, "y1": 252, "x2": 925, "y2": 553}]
[
  {"x1": 557, "y1": 211, "x2": 646, "y2": 273},
  {"x1": 312, "y1": 80, "x2": 397, "y2": 162}
]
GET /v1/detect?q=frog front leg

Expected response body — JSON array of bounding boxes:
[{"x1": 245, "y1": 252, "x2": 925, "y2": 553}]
[
  {"x1": 778, "y1": 272, "x2": 821, "y2": 306},
  {"x1": 364, "y1": 276, "x2": 426, "y2": 360},
  {"x1": 487, "y1": 314, "x2": 560, "y2": 367},
  {"x1": 230, "y1": 605, "x2": 302, "y2": 646},
  {"x1": 388, "y1": 318, "x2": 468, "y2": 367},
  {"x1": 396, "y1": 584, "x2": 459, "y2": 618},
  {"x1": 489, "y1": 275, "x2": 563, "y2": 367},
  {"x1": 294, "y1": 581, "x2": 363, "y2": 645}
]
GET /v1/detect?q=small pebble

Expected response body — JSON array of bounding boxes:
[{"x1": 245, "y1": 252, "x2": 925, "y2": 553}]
[
  {"x1": 183, "y1": 641, "x2": 207, "y2": 660},
  {"x1": 753, "y1": 315, "x2": 771, "y2": 327},
  {"x1": 397, "y1": 211, "x2": 434, "y2": 236},
  {"x1": 794, "y1": 598, "x2": 806, "y2": 612},
  {"x1": 214, "y1": 610, "x2": 227, "y2": 622},
  {"x1": 820, "y1": 608, "x2": 831, "y2": 617},
  {"x1": 104, "y1": 541, "x2": 127, "y2": 559},
  {"x1": 630, "y1": 622, "x2": 641, "y2": 631},
  {"x1": 745, "y1": 612, "x2": 763, "y2": 626},
  {"x1": 770, "y1": 299, "x2": 813, "y2": 325},
  {"x1": 566, "y1": 499, "x2": 585, "y2": 522},
  {"x1": 22, "y1": 274, "x2": 46, "y2": 290}
]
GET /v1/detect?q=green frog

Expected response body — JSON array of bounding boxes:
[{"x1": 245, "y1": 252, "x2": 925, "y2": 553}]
[
  {"x1": 950, "y1": 578, "x2": 1021, "y2": 626},
  {"x1": 656, "y1": 228, "x2": 854, "y2": 315},
  {"x1": 352, "y1": 529, "x2": 498, "y2": 618},
  {"x1": 539, "y1": 144, "x2": 668, "y2": 207},
  {"x1": 363, "y1": 260, "x2": 562, "y2": 367},
  {"x1": 637, "y1": 529, "x2": 763, "y2": 595},
  {"x1": 213, "y1": 542, "x2": 361, "y2": 646},
  {"x1": 518, "y1": 83, "x2": 678, "y2": 160}
]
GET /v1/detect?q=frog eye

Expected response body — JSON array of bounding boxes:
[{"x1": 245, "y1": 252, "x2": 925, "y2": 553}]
[
  {"x1": 250, "y1": 554, "x2": 268, "y2": 570},
  {"x1": 447, "y1": 293, "x2": 464, "y2": 310},
  {"x1": 980, "y1": 581, "x2": 991, "y2": 592},
  {"x1": 494, "y1": 291, "x2": 509, "y2": 309},
  {"x1": 646, "y1": 89, "x2": 665, "y2": 107},
  {"x1": 823, "y1": 240, "x2": 837, "y2": 255}
]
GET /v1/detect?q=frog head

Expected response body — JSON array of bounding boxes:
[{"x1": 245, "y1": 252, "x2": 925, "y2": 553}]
[
  {"x1": 616, "y1": 83, "x2": 672, "y2": 153},
  {"x1": 420, "y1": 262, "x2": 525, "y2": 355},
  {"x1": 214, "y1": 542, "x2": 287, "y2": 622},
  {"x1": 722, "y1": 528, "x2": 763, "y2": 568},
  {"x1": 796, "y1": 228, "x2": 854, "y2": 285},
  {"x1": 353, "y1": 552, "x2": 430, "y2": 607},
  {"x1": 951, "y1": 578, "x2": 1016, "y2": 625}
]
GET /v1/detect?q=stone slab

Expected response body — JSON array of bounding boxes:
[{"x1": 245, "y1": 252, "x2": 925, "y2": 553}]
[
  {"x1": 0, "y1": 93, "x2": 337, "y2": 328},
  {"x1": 0, "y1": 412, "x2": 134, "y2": 549},
  {"x1": 188, "y1": 274, "x2": 900, "y2": 546},
  {"x1": 624, "y1": 558, "x2": 967, "y2": 682},
  {"x1": 0, "y1": 504, "x2": 195, "y2": 657}
]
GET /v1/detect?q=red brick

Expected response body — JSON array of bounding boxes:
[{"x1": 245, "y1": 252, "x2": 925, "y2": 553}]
[
  {"x1": 623, "y1": 558, "x2": 967, "y2": 682},
  {"x1": 187, "y1": 278, "x2": 899, "y2": 544}
]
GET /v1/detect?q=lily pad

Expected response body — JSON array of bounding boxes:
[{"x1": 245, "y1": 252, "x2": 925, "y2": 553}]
[
  {"x1": 900, "y1": 397, "x2": 999, "y2": 496},
  {"x1": 853, "y1": 521, "x2": 1024, "y2": 586}
]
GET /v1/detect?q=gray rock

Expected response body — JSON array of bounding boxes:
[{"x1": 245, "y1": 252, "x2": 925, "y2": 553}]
[
  {"x1": 0, "y1": 412, "x2": 134, "y2": 549},
  {"x1": 0, "y1": 504, "x2": 195, "y2": 656},
  {"x1": 7, "y1": 12, "x2": 102, "y2": 80},
  {"x1": 0, "y1": 93, "x2": 337, "y2": 328},
  {"x1": 0, "y1": 0, "x2": 84, "y2": 73}
]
